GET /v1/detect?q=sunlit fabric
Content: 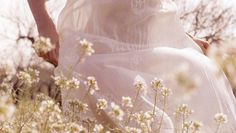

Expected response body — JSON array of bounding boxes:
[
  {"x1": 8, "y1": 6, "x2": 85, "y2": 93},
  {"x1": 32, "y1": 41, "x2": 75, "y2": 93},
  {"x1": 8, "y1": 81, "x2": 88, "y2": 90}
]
[{"x1": 55, "y1": 0, "x2": 236, "y2": 132}]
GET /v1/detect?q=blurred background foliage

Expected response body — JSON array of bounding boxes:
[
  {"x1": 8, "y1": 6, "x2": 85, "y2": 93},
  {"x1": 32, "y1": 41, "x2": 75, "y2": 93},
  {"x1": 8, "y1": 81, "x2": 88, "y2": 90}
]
[{"x1": 175, "y1": 0, "x2": 236, "y2": 45}]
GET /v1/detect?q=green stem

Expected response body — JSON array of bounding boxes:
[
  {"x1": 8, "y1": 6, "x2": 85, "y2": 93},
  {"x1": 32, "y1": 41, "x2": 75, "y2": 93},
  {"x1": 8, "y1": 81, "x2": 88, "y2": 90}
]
[
  {"x1": 181, "y1": 111, "x2": 186, "y2": 133},
  {"x1": 157, "y1": 96, "x2": 167, "y2": 133},
  {"x1": 214, "y1": 123, "x2": 221, "y2": 133},
  {"x1": 152, "y1": 90, "x2": 158, "y2": 116},
  {"x1": 72, "y1": 104, "x2": 75, "y2": 122},
  {"x1": 125, "y1": 88, "x2": 141, "y2": 126},
  {"x1": 42, "y1": 115, "x2": 49, "y2": 133},
  {"x1": 186, "y1": 121, "x2": 192, "y2": 133},
  {"x1": 68, "y1": 53, "x2": 84, "y2": 78}
]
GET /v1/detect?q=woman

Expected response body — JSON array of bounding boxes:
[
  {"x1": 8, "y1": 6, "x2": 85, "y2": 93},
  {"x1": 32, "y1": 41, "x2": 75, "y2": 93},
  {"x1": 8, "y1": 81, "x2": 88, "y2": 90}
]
[{"x1": 28, "y1": 0, "x2": 236, "y2": 132}]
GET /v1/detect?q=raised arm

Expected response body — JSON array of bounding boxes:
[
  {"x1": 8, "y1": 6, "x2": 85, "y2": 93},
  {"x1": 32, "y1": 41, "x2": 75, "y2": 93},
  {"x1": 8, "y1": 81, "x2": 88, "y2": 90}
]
[{"x1": 28, "y1": 0, "x2": 59, "y2": 66}]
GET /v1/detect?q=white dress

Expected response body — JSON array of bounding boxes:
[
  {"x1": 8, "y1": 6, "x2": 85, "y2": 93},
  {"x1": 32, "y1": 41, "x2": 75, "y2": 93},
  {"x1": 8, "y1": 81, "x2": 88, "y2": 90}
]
[{"x1": 54, "y1": 0, "x2": 236, "y2": 132}]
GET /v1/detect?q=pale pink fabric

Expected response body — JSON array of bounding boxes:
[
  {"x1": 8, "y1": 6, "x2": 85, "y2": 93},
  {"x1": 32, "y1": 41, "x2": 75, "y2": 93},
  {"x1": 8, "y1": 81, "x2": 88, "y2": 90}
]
[{"x1": 54, "y1": 0, "x2": 236, "y2": 132}]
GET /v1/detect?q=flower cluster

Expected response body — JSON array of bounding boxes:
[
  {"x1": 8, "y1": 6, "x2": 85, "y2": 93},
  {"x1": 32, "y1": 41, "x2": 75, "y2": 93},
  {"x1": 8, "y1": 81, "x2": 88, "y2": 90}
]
[
  {"x1": 51, "y1": 122, "x2": 88, "y2": 133},
  {"x1": 96, "y1": 98, "x2": 108, "y2": 110},
  {"x1": 150, "y1": 77, "x2": 172, "y2": 98},
  {"x1": 133, "y1": 76, "x2": 147, "y2": 94},
  {"x1": 125, "y1": 126, "x2": 142, "y2": 133},
  {"x1": 0, "y1": 38, "x2": 234, "y2": 133},
  {"x1": 174, "y1": 104, "x2": 194, "y2": 118},
  {"x1": 132, "y1": 111, "x2": 154, "y2": 132},
  {"x1": 0, "y1": 81, "x2": 13, "y2": 94},
  {"x1": 122, "y1": 96, "x2": 133, "y2": 108},
  {"x1": 109, "y1": 102, "x2": 125, "y2": 121},
  {"x1": 0, "y1": 95, "x2": 15, "y2": 122},
  {"x1": 79, "y1": 39, "x2": 95, "y2": 56},
  {"x1": 68, "y1": 100, "x2": 88, "y2": 113},
  {"x1": 0, "y1": 59, "x2": 16, "y2": 80},
  {"x1": 52, "y1": 75, "x2": 80, "y2": 90},
  {"x1": 17, "y1": 68, "x2": 40, "y2": 86},
  {"x1": 0, "y1": 67, "x2": 231, "y2": 133},
  {"x1": 84, "y1": 76, "x2": 100, "y2": 95},
  {"x1": 32, "y1": 36, "x2": 55, "y2": 54},
  {"x1": 214, "y1": 113, "x2": 228, "y2": 124},
  {"x1": 151, "y1": 78, "x2": 163, "y2": 90},
  {"x1": 182, "y1": 121, "x2": 203, "y2": 132}
]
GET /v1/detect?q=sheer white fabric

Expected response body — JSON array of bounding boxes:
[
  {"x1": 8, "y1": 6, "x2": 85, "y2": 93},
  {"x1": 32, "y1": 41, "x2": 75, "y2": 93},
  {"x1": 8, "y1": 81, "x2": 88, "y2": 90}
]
[{"x1": 55, "y1": 0, "x2": 236, "y2": 132}]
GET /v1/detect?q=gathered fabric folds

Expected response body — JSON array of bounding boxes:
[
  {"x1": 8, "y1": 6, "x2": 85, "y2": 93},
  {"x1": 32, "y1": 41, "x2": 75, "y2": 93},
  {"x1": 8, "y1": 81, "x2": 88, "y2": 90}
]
[{"x1": 55, "y1": 0, "x2": 236, "y2": 132}]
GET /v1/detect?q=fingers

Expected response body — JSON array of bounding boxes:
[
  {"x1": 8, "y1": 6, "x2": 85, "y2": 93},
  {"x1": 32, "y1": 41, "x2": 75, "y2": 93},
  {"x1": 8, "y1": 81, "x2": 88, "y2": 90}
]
[
  {"x1": 186, "y1": 33, "x2": 210, "y2": 54},
  {"x1": 198, "y1": 39, "x2": 209, "y2": 49},
  {"x1": 38, "y1": 50, "x2": 58, "y2": 67},
  {"x1": 49, "y1": 49, "x2": 59, "y2": 66},
  {"x1": 194, "y1": 39, "x2": 209, "y2": 55},
  {"x1": 191, "y1": 38, "x2": 208, "y2": 55},
  {"x1": 199, "y1": 43, "x2": 207, "y2": 55},
  {"x1": 38, "y1": 52, "x2": 50, "y2": 61}
]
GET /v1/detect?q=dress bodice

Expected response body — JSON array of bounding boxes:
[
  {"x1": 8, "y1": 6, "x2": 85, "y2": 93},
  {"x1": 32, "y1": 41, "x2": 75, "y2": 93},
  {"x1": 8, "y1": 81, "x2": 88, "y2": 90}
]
[{"x1": 57, "y1": 0, "x2": 202, "y2": 53}]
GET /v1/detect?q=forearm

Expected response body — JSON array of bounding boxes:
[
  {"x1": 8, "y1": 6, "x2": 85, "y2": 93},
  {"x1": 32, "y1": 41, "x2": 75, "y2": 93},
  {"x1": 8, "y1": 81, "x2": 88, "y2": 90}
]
[
  {"x1": 28, "y1": 0, "x2": 59, "y2": 66},
  {"x1": 27, "y1": 0, "x2": 59, "y2": 44}
]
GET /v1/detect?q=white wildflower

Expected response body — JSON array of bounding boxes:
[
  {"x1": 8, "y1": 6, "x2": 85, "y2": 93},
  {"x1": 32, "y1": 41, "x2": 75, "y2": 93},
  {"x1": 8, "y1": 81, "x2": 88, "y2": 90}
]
[
  {"x1": 133, "y1": 111, "x2": 154, "y2": 125},
  {"x1": 36, "y1": 99, "x2": 62, "y2": 125},
  {"x1": 51, "y1": 123, "x2": 66, "y2": 132},
  {"x1": 214, "y1": 113, "x2": 228, "y2": 124},
  {"x1": 93, "y1": 124, "x2": 104, "y2": 133},
  {"x1": 36, "y1": 93, "x2": 51, "y2": 102},
  {"x1": 53, "y1": 75, "x2": 80, "y2": 90},
  {"x1": 0, "y1": 95, "x2": 15, "y2": 122},
  {"x1": 182, "y1": 121, "x2": 192, "y2": 131},
  {"x1": 122, "y1": 96, "x2": 133, "y2": 108},
  {"x1": 109, "y1": 102, "x2": 124, "y2": 121},
  {"x1": 68, "y1": 100, "x2": 88, "y2": 113},
  {"x1": 39, "y1": 99, "x2": 56, "y2": 113},
  {"x1": 97, "y1": 99, "x2": 108, "y2": 110},
  {"x1": 174, "y1": 104, "x2": 194, "y2": 118},
  {"x1": 17, "y1": 68, "x2": 40, "y2": 85},
  {"x1": 79, "y1": 39, "x2": 95, "y2": 56},
  {"x1": 191, "y1": 121, "x2": 203, "y2": 132},
  {"x1": 78, "y1": 126, "x2": 88, "y2": 133},
  {"x1": 84, "y1": 76, "x2": 100, "y2": 95},
  {"x1": 0, "y1": 60, "x2": 16, "y2": 79},
  {"x1": 125, "y1": 126, "x2": 142, "y2": 133},
  {"x1": 67, "y1": 123, "x2": 87, "y2": 133},
  {"x1": 151, "y1": 78, "x2": 163, "y2": 90},
  {"x1": 134, "y1": 75, "x2": 147, "y2": 94},
  {"x1": 160, "y1": 87, "x2": 172, "y2": 97},
  {"x1": 33, "y1": 36, "x2": 55, "y2": 54},
  {"x1": 0, "y1": 81, "x2": 13, "y2": 94},
  {"x1": 53, "y1": 75, "x2": 68, "y2": 89},
  {"x1": 133, "y1": 111, "x2": 154, "y2": 132},
  {"x1": 67, "y1": 77, "x2": 80, "y2": 89}
]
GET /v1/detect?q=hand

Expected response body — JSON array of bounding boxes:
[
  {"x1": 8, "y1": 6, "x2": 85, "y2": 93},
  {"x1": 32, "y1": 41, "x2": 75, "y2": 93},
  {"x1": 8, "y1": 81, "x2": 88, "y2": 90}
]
[
  {"x1": 193, "y1": 38, "x2": 209, "y2": 55},
  {"x1": 39, "y1": 44, "x2": 59, "y2": 67},
  {"x1": 187, "y1": 33, "x2": 209, "y2": 55}
]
